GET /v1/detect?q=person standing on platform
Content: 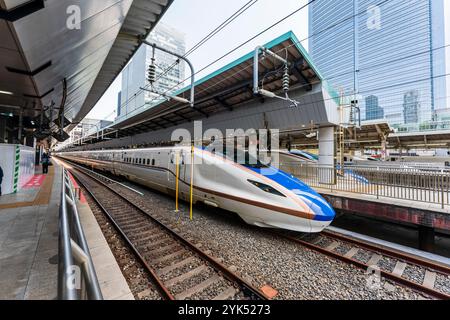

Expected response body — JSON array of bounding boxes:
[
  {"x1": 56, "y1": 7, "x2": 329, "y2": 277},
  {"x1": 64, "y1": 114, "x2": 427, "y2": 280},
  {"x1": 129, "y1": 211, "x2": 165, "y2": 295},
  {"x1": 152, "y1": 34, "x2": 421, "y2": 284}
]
[
  {"x1": 42, "y1": 153, "x2": 49, "y2": 174},
  {"x1": 0, "y1": 165, "x2": 3, "y2": 196}
]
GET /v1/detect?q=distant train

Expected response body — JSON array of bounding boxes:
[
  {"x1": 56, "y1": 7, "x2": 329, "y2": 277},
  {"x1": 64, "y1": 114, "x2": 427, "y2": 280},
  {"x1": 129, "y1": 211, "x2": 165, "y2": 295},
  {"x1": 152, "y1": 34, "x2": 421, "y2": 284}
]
[{"x1": 57, "y1": 146, "x2": 335, "y2": 233}]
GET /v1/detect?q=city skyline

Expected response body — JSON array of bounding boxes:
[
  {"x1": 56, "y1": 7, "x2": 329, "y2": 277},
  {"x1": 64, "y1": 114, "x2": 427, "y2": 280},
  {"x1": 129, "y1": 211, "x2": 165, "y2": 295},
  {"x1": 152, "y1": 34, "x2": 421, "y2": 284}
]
[
  {"x1": 308, "y1": 0, "x2": 449, "y2": 133},
  {"x1": 87, "y1": 0, "x2": 450, "y2": 134}
]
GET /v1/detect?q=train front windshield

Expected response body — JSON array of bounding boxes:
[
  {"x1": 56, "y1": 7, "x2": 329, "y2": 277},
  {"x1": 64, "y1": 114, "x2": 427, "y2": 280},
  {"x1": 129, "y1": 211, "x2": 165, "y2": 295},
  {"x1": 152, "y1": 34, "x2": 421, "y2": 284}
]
[{"x1": 206, "y1": 141, "x2": 270, "y2": 169}]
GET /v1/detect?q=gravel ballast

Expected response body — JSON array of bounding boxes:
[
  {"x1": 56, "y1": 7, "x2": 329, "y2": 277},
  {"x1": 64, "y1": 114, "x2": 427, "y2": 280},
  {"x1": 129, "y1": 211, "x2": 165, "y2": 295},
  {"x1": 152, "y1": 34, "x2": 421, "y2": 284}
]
[{"x1": 103, "y1": 179, "x2": 441, "y2": 300}]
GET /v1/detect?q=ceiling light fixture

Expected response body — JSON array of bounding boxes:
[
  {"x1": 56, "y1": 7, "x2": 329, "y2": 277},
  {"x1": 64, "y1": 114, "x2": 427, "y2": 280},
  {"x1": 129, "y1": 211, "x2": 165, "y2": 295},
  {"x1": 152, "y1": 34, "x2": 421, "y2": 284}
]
[{"x1": 0, "y1": 90, "x2": 14, "y2": 95}]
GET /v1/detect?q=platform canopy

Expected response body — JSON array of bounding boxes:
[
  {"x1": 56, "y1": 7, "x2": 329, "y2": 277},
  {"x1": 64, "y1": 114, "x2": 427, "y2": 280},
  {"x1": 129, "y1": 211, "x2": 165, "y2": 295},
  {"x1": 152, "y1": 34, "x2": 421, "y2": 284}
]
[
  {"x1": 109, "y1": 31, "x2": 325, "y2": 138},
  {"x1": 0, "y1": 0, "x2": 173, "y2": 138},
  {"x1": 388, "y1": 130, "x2": 450, "y2": 149}
]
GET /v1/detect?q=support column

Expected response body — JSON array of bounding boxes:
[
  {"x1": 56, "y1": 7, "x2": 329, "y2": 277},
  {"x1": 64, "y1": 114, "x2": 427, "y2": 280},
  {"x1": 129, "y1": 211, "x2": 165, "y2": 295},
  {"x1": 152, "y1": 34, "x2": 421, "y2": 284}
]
[
  {"x1": 18, "y1": 108, "x2": 23, "y2": 144},
  {"x1": 418, "y1": 226, "x2": 435, "y2": 253},
  {"x1": 381, "y1": 136, "x2": 387, "y2": 161},
  {"x1": 318, "y1": 126, "x2": 336, "y2": 184}
]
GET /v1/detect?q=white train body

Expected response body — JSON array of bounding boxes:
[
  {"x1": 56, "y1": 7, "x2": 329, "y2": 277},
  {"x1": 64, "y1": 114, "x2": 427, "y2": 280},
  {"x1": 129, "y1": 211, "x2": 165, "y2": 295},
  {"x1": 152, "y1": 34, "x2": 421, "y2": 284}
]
[{"x1": 58, "y1": 147, "x2": 335, "y2": 233}]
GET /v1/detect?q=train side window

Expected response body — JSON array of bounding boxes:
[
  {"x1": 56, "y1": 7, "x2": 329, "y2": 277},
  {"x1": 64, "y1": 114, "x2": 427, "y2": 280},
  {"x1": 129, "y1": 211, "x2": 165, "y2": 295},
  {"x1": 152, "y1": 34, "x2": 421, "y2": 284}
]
[
  {"x1": 147, "y1": 159, "x2": 150, "y2": 165},
  {"x1": 152, "y1": 159, "x2": 155, "y2": 166}
]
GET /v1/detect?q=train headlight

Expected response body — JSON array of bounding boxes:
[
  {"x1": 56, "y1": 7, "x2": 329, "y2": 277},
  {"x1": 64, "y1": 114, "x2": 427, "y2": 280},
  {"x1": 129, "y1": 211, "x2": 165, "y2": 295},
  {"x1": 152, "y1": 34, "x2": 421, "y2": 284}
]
[{"x1": 247, "y1": 179, "x2": 286, "y2": 197}]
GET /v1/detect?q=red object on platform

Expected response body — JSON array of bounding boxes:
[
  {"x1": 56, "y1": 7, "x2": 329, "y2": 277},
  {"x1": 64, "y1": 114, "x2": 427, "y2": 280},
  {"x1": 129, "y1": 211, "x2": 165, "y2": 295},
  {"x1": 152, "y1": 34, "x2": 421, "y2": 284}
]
[{"x1": 23, "y1": 175, "x2": 46, "y2": 188}]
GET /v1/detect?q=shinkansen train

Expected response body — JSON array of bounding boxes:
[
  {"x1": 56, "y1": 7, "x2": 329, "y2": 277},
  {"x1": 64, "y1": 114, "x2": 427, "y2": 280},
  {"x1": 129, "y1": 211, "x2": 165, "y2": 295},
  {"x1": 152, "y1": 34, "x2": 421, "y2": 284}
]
[{"x1": 57, "y1": 146, "x2": 335, "y2": 233}]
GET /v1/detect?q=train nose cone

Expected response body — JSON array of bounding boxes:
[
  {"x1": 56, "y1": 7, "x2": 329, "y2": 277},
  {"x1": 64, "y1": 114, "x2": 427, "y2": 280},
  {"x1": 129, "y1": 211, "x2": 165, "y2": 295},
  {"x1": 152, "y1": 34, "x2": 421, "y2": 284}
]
[{"x1": 292, "y1": 189, "x2": 335, "y2": 222}]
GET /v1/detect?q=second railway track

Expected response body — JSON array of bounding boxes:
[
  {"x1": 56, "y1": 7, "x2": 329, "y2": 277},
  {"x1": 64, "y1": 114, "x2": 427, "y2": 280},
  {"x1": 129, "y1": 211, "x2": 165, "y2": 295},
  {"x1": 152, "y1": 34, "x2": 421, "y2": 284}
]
[
  {"x1": 276, "y1": 230, "x2": 450, "y2": 300},
  {"x1": 66, "y1": 163, "x2": 267, "y2": 301}
]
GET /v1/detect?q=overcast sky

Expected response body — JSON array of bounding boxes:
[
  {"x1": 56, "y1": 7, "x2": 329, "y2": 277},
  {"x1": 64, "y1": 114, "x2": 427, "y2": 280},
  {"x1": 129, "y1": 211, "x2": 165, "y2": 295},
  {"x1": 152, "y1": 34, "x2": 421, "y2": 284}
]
[
  {"x1": 87, "y1": 0, "x2": 450, "y2": 121},
  {"x1": 87, "y1": 0, "x2": 310, "y2": 120}
]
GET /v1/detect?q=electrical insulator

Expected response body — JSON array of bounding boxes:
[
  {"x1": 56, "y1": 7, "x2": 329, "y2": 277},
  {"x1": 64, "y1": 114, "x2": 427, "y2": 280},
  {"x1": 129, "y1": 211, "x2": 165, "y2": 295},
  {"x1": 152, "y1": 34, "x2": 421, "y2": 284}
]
[
  {"x1": 147, "y1": 59, "x2": 157, "y2": 84},
  {"x1": 283, "y1": 64, "x2": 290, "y2": 93}
]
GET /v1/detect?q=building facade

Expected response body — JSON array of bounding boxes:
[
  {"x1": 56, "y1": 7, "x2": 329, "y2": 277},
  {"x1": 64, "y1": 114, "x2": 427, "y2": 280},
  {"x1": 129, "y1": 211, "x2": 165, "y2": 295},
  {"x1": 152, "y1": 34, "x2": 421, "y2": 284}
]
[
  {"x1": 365, "y1": 95, "x2": 384, "y2": 121},
  {"x1": 118, "y1": 23, "x2": 186, "y2": 121},
  {"x1": 308, "y1": 0, "x2": 449, "y2": 133},
  {"x1": 69, "y1": 118, "x2": 112, "y2": 143}
]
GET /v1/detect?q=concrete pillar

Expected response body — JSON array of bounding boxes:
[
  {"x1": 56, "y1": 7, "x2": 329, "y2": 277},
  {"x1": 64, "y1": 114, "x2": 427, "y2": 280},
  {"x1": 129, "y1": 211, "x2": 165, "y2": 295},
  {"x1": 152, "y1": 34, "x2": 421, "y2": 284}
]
[
  {"x1": 418, "y1": 226, "x2": 435, "y2": 253},
  {"x1": 381, "y1": 137, "x2": 387, "y2": 161},
  {"x1": 318, "y1": 126, "x2": 335, "y2": 184}
]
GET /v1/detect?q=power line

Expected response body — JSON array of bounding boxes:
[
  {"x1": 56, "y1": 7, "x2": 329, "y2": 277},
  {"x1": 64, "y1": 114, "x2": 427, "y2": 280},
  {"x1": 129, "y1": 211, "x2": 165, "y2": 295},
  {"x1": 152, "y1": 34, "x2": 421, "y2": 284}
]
[
  {"x1": 152, "y1": 0, "x2": 260, "y2": 84},
  {"x1": 116, "y1": 0, "x2": 448, "y2": 131},
  {"x1": 119, "y1": 0, "x2": 260, "y2": 110},
  {"x1": 123, "y1": 0, "x2": 318, "y2": 117},
  {"x1": 143, "y1": 0, "x2": 392, "y2": 108}
]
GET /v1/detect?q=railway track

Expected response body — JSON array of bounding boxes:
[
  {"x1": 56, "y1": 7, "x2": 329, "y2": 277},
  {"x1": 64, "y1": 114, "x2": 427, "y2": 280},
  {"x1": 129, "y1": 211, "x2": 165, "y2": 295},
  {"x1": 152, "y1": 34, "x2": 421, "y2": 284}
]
[
  {"x1": 276, "y1": 229, "x2": 450, "y2": 300},
  {"x1": 61, "y1": 158, "x2": 449, "y2": 300},
  {"x1": 67, "y1": 164, "x2": 267, "y2": 301}
]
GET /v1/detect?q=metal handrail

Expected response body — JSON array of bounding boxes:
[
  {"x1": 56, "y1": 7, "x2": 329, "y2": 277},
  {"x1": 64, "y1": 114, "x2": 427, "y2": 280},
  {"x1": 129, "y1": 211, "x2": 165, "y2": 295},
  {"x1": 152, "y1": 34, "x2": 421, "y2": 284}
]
[
  {"x1": 280, "y1": 162, "x2": 450, "y2": 209},
  {"x1": 58, "y1": 168, "x2": 103, "y2": 300}
]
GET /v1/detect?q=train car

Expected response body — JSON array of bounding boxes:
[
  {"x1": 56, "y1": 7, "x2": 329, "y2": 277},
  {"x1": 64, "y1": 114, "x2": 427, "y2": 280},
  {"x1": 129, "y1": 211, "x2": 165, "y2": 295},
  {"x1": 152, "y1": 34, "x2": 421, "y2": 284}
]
[{"x1": 57, "y1": 146, "x2": 335, "y2": 233}]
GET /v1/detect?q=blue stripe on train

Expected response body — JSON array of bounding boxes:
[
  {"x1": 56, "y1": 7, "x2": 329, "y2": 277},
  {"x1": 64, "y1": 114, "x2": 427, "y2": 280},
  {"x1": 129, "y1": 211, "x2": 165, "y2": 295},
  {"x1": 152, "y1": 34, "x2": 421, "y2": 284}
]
[{"x1": 244, "y1": 166, "x2": 335, "y2": 222}]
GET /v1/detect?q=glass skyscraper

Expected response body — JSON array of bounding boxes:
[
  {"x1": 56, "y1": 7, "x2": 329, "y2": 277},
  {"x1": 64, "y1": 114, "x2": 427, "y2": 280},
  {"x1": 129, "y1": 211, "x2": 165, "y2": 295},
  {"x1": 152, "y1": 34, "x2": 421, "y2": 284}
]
[
  {"x1": 308, "y1": 0, "x2": 449, "y2": 133},
  {"x1": 119, "y1": 23, "x2": 186, "y2": 120}
]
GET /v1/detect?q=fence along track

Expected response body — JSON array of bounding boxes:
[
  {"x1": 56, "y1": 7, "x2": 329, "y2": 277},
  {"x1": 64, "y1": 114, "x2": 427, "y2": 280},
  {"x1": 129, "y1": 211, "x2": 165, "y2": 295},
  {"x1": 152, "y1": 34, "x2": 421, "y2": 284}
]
[{"x1": 68, "y1": 165, "x2": 267, "y2": 300}]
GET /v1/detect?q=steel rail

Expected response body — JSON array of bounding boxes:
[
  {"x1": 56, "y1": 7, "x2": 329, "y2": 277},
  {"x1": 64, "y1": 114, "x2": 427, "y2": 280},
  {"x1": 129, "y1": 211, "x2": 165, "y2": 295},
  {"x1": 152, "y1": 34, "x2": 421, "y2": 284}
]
[
  {"x1": 275, "y1": 231, "x2": 450, "y2": 300},
  {"x1": 67, "y1": 162, "x2": 267, "y2": 300},
  {"x1": 321, "y1": 230, "x2": 450, "y2": 276},
  {"x1": 69, "y1": 168, "x2": 175, "y2": 300}
]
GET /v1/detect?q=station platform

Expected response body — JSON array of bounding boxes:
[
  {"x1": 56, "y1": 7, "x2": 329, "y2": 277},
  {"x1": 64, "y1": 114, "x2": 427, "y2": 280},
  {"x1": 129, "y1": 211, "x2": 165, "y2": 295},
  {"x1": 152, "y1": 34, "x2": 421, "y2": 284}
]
[
  {"x1": 316, "y1": 187, "x2": 450, "y2": 252},
  {"x1": 0, "y1": 164, "x2": 60, "y2": 299},
  {"x1": 0, "y1": 161, "x2": 133, "y2": 300},
  {"x1": 316, "y1": 188, "x2": 450, "y2": 230}
]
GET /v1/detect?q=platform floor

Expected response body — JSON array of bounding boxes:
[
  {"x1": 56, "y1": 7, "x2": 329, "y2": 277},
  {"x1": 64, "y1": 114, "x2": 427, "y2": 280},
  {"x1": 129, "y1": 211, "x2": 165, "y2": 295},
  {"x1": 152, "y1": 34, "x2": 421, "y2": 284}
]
[
  {"x1": 0, "y1": 160, "x2": 134, "y2": 300},
  {"x1": 0, "y1": 164, "x2": 60, "y2": 300}
]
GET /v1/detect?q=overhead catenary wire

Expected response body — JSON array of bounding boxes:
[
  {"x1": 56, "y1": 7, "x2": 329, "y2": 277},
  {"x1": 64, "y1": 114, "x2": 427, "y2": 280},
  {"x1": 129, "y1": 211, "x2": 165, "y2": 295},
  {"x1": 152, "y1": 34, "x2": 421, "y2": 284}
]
[
  {"x1": 117, "y1": 0, "x2": 318, "y2": 120},
  {"x1": 122, "y1": 0, "x2": 391, "y2": 117},
  {"x1": 118, "y1": 0, "x2": 260, "y2": 111},
  {"x1": 78, "y1": 0, "x2": 450, "y2": 147}
]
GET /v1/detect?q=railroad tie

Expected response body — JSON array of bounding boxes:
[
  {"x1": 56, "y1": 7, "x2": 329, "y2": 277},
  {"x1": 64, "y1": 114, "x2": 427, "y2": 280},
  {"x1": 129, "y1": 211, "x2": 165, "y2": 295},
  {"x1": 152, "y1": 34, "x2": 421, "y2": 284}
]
[
  {"x1": 392, "y1": 261, "x2": 407, "y2": 277},
  {"x1": 150, "y1": 243, "x2": 180, "y2": 256},
  {"x1": 175, "y1": 275, "x2": 221, "y2": 300},
  {"x1": 422, "y1": 270, "x2": 437, "y2": 289},
  {"x1": 367, "y1": 254, "x2": 382, "y2": 267},
  {"x1": 212, "y1": 287, "x2": 238, "y2": 300},
  {"x1": 152, "y1": 249, "x2": 185, "y2": 264},
  {"x1": 325, "y1": 241, "x2": 340, "y2": 251},
  {"x1": 165, "y1": 265, "x2": 208, "y2": 287},
  {"x1": 344, "y1": 247, "x2": 359, "y2": 259},
  {"x1": 147, "y1": 238, "x2": 170, "y2": 248},
  {"x1": 157, "y1": 257, "x2": 197, "y2": 276}
]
